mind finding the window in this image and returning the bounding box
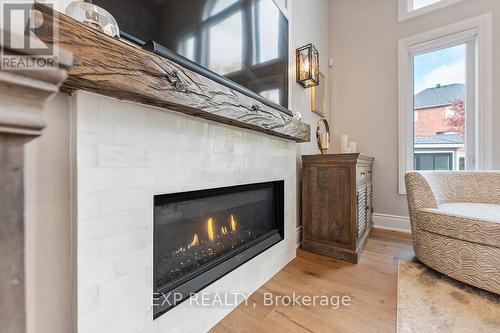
[207,11,243,75]
[180,0,288,107]
[398,15,493,194]
[415,153,453,170]
[202,0,243,75]
[459,156,466,170]
[413,44,466,172]
[259,88,280,105]
[398,0,466,22]
[252,0,280,65]
[207,0,239,18]
[178,35,196,62]
[412,0,442,10]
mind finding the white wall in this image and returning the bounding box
[290,0,332,238]
[329,0,500,222]
[25,93,75,333]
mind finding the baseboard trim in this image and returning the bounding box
[295,214,410,247]
[296,226,302,249]
[372,213,411,233]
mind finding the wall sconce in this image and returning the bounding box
[296,43,319,88]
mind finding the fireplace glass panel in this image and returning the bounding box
[154,181,283,300]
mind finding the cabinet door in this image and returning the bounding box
[302,166,352,246]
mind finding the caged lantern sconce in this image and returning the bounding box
[296,43,319,88]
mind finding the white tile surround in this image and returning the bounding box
[74,91,297,333]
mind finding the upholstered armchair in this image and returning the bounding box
[405,171,500,295]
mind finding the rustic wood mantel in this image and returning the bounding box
[34,3,311,143]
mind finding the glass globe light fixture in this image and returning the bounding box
[65,1,120,38]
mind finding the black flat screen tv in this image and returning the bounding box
[89,0,290,114]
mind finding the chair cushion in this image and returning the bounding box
[419,203,500,248]
[435,203,500,223]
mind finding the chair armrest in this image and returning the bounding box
[405,172,438,214]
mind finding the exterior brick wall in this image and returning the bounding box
[414,105,454,136]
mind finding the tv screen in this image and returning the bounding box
[90,0,289,109]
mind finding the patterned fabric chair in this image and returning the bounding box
[405,171,500,295]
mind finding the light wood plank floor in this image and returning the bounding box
[210,229,414,333]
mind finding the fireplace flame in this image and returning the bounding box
[207,217,215,241]
[230,214,237,232]
[188,234,199,249]
[176,215,238,254]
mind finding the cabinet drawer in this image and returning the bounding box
[357,166,372,184]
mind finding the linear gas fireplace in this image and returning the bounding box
[153,181,284,318]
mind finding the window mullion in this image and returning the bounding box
[465,40,476,170]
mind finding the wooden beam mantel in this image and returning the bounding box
[34,3,311,143]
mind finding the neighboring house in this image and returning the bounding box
[414,83,465,170]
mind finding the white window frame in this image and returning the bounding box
[398,14,492,194]
[398,0,465,22]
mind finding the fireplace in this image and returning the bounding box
[153,181,284,318]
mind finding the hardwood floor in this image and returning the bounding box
[210,229,414,333]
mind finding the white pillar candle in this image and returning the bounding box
[340,135,349,153]
[349,142,357,153]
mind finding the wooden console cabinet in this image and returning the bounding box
[301,154,374,263]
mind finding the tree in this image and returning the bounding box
[446,99,465,137]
